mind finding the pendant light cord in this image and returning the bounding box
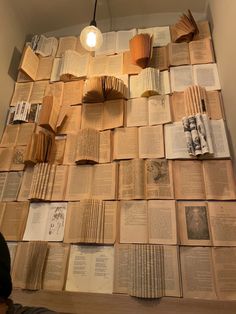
[93,0,98,22]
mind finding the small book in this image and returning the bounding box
[129,33,152,68]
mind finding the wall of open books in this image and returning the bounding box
[1,12,236,301]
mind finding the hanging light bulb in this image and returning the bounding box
[80,0,103,51]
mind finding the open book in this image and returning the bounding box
[64,200,117,244]
[0,146,26,172]
[137,26,171,47]
[23,202,67,241]
[173,160,236,200]
[114,244,181,298]
[65,245,114,294]
[181,246,236,300]
[119,159,174,199]
[126,95,171,126]
[0,171,23,202]
[113,126,164,159]
[178,201,236,246]
[119,200,177,244]
[12,241,48,290]
[32,34,58,57]
[88,54,123,77]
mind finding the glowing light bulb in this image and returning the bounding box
[80,25,103,51]
[86,31,97,48]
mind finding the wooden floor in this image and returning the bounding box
[11,289,236,314]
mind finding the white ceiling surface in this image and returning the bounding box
[9,0,207,34]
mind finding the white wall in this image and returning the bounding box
[0,0,27,137]
[207,0,236,169]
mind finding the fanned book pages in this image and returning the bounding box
[64,200,117,244]
[119,200,177,244]
[75,128,100,164]
[82,76,128,103]
[11,241,48,290]
[66,245,114,294]
[178,201,236,246]
[138,26,171,47]
[23,202,67,241]
[119,159,174,199]
[129,33,152,68]
[113,244,181,298]
[170,9,199,43]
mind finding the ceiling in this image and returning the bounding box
[9,0,207,34]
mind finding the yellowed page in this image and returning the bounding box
[119,200,148,243]
[99,130,112,163]
[113,243,130,294]
[10,146,26,171]
[206,91,224,120]
[0,173,7,201]
[103,201,117,244]
[163,245,182,297]
[139,125,164,158]
[51,165,68,201]
[61,80,84,106]
[106,54,123,76]
[35,56,54,80]
[57,105,81,134]
[43,243,70,291]
[203,160,236,200]
[19,45,39,80]
[212,247,236,300]
[45,81,64,107]
[170,92,185,122]
[168,42,190,66]
[148,200,177,244]
[29,80,49,103]
[56,36,77,57]
[173,160,206,199]
[148,95,171,125]
[178,201,211,246]
[63,134,77,165]
[180,246,217,299]
[75,129,99,164]
[88,55,107,76]
[189,38,215,65]
[103,99,124,130]
[113,127,138,160]
[2,172,23,202]
[1,201,29,241]
[0,147,13,171]
[17,166,34,201]
[126,98,149,127]
[0,124,20,147]
[17,123,36,146]
[10,82,33,106]
[91,163,117,200]
[49,136,66,164]
[149,47,169,71]
[65,165,92,200]
[208,201,236,246]
[81,102,103,130]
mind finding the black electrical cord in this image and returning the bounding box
[90,0,98,26]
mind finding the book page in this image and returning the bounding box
[163,245,182,297]
[45,81,64,107]
[113,243,130,294]
[139,125,164,158]
[7,242,18,269]
[60,50,89,79]
[17,166,34,201]
[120,200,148,243]
[148,95,171,125]
[2,171,23,202]
[173,160,206,199]
[138,26,171,47]
[189,38,214,64]
[0,173,7,200]
[35,56,53,81]
[75,129,99,164]
[148,200,177,244]
[103,201,117,243]
[195,21,211,40]
[65,165,92,200]
[126,98,149,127]
[1,201,29,241]
[149,47,168,71]
[146,159,174,199]
[178,201,211,246]
[36,35,58,57]
[210,119,230,158]
[168,42,190,66]
[56,36,77,57]
[51,165,68,201]
[95,31,117,56]
[43,243,70,291]
[164,122,191,159]
[113,127,138,160]
[119,159,145,200]
[63,134,77,165]
[193,63,221,91]
[99,130,112,163]
[208,202,236,246]
[91,163,117,200]
[63,202,83,243]
[203,160,236,200]
[44,202,67,241]
[206,91,224,120]
[0,147,13,171]
[106,54,123,76]
[81,103,103,130]
[170,65,194,92]
[88,55,107,76]
[57,105,81,134]
[180,246,217,299]
[160,70,171,95]
[66,245,114,293]
[19,45,39,80]
[170,92,185,122]
[10,146,27,171]
[116,29,136,53]
[0,125,19,147]
[103,99,124,130]
[123,51,141,75]
[212,247,236,300]
[129,75,141,98]
[29,80,49,103]
[61,80,84,106]
[10,82,33,106]
[17,123,36,146]
[50,58,62,82]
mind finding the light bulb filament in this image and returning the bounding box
[86,31,97,48]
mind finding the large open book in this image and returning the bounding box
[23,202,67,241]
[119,200,177,244]
[113,126,164,159]
[178,201,236,246]
[64,200,117,244]
[65,245,114,294]
[119,159,174,199]
[114,244,181,298]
